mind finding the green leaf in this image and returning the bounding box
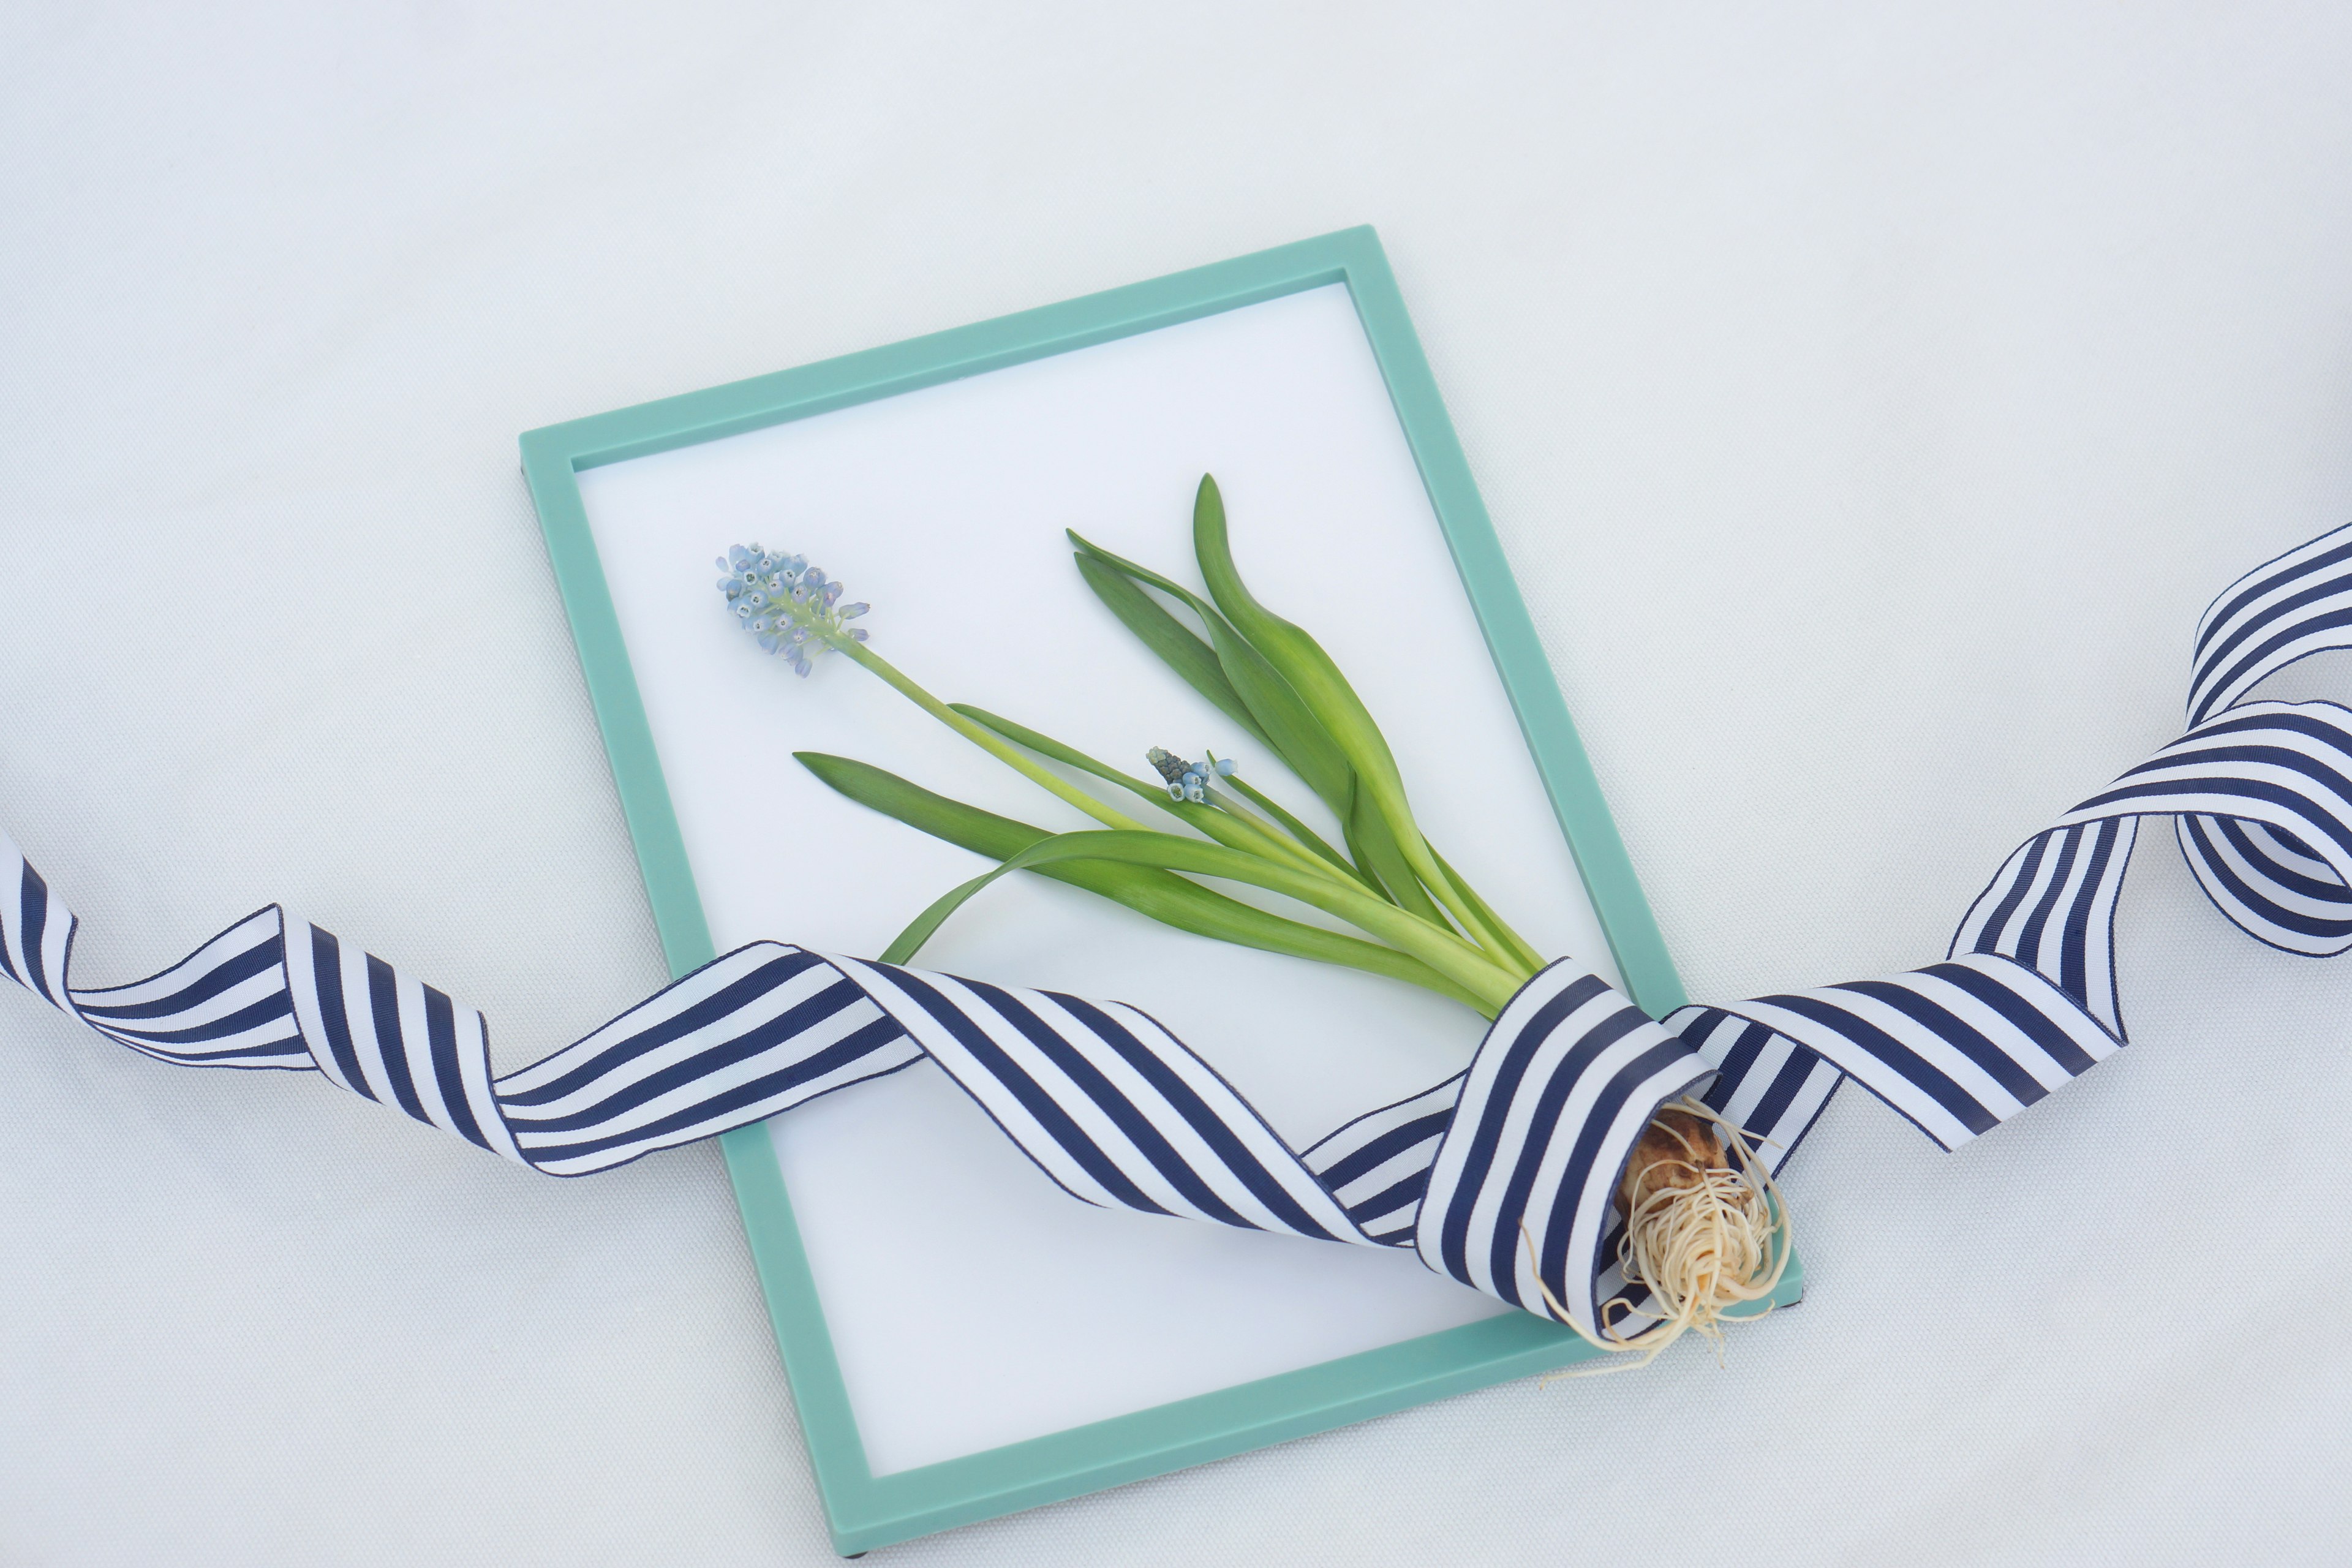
[794,752,1496,1012]
[797,750,1061,861]
[867,822,1520,1012]
[1220,772,1366,888]
[1201,615,1356,813]
[1071,554,1272,752]
[1069,528,1355,818]
[1063,529,1212,611]
[1189,473,1414,820]
[1341,771,1449,924]
[944,703,1168,804]
[1430,844,1545,972]
[1189,473,1520,961]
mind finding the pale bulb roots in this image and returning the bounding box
[1528,1096,1792,1376]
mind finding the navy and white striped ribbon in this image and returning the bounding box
[10,524,2352,1337]
[1664,524,2352,1212]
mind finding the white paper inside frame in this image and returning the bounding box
[575,284,1621,1475]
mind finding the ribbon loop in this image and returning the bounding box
[2188,522,2352,723]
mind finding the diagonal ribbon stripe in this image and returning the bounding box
[10,522,2352,1338]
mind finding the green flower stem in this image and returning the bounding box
[1219,773,1370,889]
[839,639,1150,834]
[1413,848,1520,965]
[1197,811,1335,887]
[1193,784,1353,884]
[1426,845,1545,973]
[1146,781,1339,887]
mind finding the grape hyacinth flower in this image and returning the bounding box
[1146,747,1238,804]
[715,543,869,676]
[717,540,1158,839]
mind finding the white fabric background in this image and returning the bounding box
[4,3,2350,1563]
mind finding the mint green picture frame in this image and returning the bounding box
[520,226,1801,1556]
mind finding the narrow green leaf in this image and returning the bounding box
[1072,554,1272,752]
[797,750,1059,861]
[1343,771,1449,924]
[870,823,1521,1011]
[1200,614,1355,813]
[1190,473,1520,961]
[1065,529,1216,615]
[1070,529,1355,816]
[1221,772,1366,888]
[795,752,1494,1012]
[945,703,1167,804]
[1430,844,1546,973]
[1189,473,1414,818]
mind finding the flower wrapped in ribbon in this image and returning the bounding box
[720,475,1792,1365]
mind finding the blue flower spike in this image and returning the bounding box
[716,543,866,677]
[1147,747,1240,805]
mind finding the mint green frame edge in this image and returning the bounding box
[519,226,1800,1556]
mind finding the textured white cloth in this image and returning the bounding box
[6,2,2351,1562]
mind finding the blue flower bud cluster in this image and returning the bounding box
[717,543,869,677]
[1146,747,1239,804]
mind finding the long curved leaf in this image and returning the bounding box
[1189,473,1414,823]
[1072,554,1272,752]
[1189,474,1519,957]
[870,824,1521,1008]
[1220,772,1366,888]
[1069,529,1355,815]
[794,752,1493,1011]
[1343,772,1449,924]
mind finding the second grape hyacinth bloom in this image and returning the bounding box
[1147,747,1238,804]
